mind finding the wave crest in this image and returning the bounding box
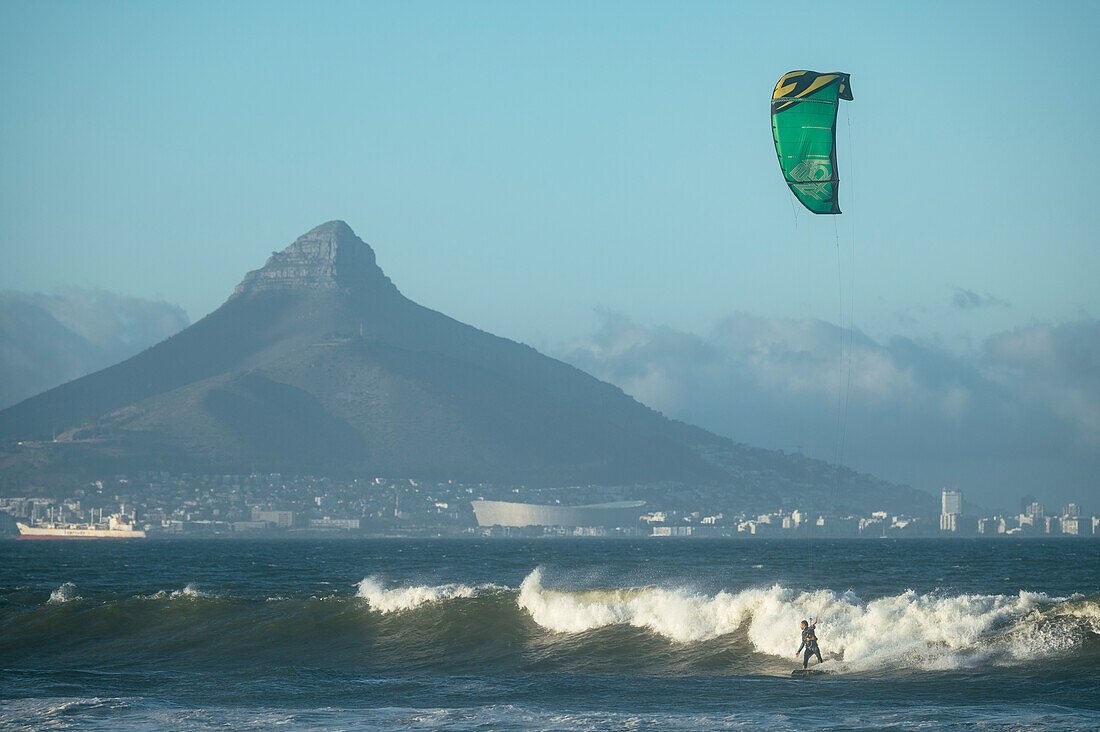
[170,583,209,599]
[47,582,80,604]
[518,568,749,641]
[356,577,479,613]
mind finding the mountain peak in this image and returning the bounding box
[305,219,355,237]
[232,221,396,298]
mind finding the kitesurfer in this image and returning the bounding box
[796,617,822,669]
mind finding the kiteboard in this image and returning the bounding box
[790,668,827,678]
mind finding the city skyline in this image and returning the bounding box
[2,472,1093,540]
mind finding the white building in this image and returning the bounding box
[308,518,360,530]
[652,525,694,537]
[940,488,963,532]
[470,499,645,528]
[1061,518,1081,536]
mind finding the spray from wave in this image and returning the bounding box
[170,583,209,599]
[47,582,80,604]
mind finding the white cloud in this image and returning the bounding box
[983,321,1100,449]
[556,311,1100,510]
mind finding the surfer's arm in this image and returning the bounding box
[796,639,806,654]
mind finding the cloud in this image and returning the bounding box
[24,287,189,350]
[983,320,1100,449]
[0,288,189,408]
[952,287,1009,310]
[556,311,1099,510]
[565,311,1000,428]
[564,309,722,411]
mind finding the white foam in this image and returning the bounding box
[47,582,80,604]
[517,569,749,642]
[516,570,1094,671]
[1006,595,1100,660]
[356,577,478,613]
[169,583,209,598]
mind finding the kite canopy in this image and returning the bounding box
[771,70,853,215]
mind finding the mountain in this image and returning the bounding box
[0,223,722,481]
[0,290,189,409]
[0,221,933,513]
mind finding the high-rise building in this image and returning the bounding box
[941,488,963,532]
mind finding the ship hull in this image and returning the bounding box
[17,533,144,540]
[16,522,146,539]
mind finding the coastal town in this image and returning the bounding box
[0,472,1094,539]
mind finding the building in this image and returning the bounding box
[651,525,694,537]
[250,508,296,527]
[232,521,270,532]
[308,518,360,530]
[1044,515,1061,535]
[940,514,962,532]
[978,516,1006,535]
[940,488,963,532]
[470,499,645,528]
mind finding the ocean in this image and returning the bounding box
[2,538,1097,730]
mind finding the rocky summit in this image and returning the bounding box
[0,221,931,513]
[232,221,397,297]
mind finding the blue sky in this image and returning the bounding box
[2,1,1097,509]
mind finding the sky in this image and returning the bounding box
[2,1,1098,511]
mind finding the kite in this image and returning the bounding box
[771,71,853,214]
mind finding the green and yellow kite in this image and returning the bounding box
[771,70,853,214]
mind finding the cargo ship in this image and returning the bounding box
[17,513,146,539]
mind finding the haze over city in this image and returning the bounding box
[2,1,1097,510]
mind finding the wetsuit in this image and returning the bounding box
[797,625,822,668]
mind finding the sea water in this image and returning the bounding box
[2,538,1097,730]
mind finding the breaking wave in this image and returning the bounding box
[517,568,1098,671]
[355,576,481,613]
[5,570,1097,677]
